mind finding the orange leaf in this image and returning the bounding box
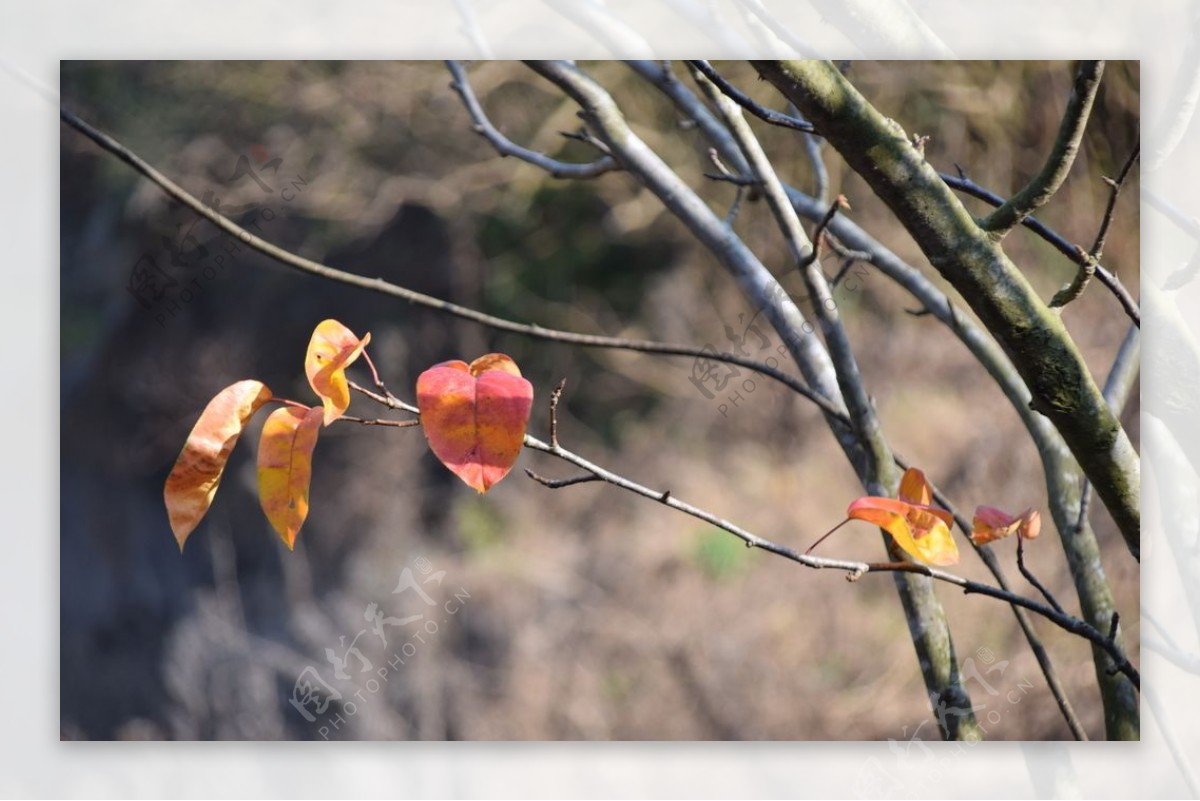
[898,466,933,506]
[257,405,324,549]
[417,353,534,493]
[305,319,371,425]
[970,506,1042,546]
[164,380,272,551]
[847,495,960,566]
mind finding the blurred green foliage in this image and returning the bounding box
[691,527,753,581]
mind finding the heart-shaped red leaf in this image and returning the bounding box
[417,354,534,493]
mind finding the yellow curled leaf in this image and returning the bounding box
[257,405,324,549]
[305,319,371,425]
[164,380,272,551]
[847,496,959,566]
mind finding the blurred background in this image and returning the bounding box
[59,60,1139,741]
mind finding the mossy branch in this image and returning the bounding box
[754,59,1141,561]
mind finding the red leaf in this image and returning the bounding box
[970,506,1042,545]
[417,353,534,493]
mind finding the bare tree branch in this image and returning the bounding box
[630,60,1091,739]
[756,60,1140,564]
[1048,249,1099,310]
[894,454,1088,741]
[784,185,1140,739]
[523,60,866,469]
[66,62,1140,741]
[699,59,982,740]
[695,67,891,490]
[1049,139,1140,310]
[501,391,1141,691]
[981,61,1105,236]
[941,171,1140,326]
[58,104,850,423]
[1090,138,1141,261]
[446,60,618,179]
[1016,534,1066,615]
[626,61,753,177]
[686,60,815,133]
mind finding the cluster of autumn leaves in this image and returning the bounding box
[163,319,533,551]
[819,466,1041,566]
[164,319,1040,566]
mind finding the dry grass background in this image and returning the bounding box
[59,60,1139,740]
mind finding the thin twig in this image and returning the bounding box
[519,420,1140,691]
[1090,138,1141,261]
[1049,248,1098,309]
[1050,139,1140,310]
[899,454,1087,739]
[625,60,751,178]
[445,60,618,179]
[59,104,845,422]
[559,127,613,157]
[981,61,1105,236]
[829,257,859,289]
[791,103,829,205]
[524,469,601,489]
[823,236,874,265]
[799,195,850,271]
[360,349,404,408]
[350,381,419,415]
[703,172,760,187]
[336,415,421,429]
[725,185,748,225]
[700,62,986,738]
[646,60,1089,734]
[549,377,566,449]
[942,171,1140,327]
[704,145,760,190]
[1017,535,1066,615]
[701,67,891,491]
[686,60,815,133]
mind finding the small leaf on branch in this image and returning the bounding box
[164,380,272,551]
[257,405,324,549]
[417,353,534,493]
[970,506,1042,546]
[844,467,960,566]
[305,319,371,425]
